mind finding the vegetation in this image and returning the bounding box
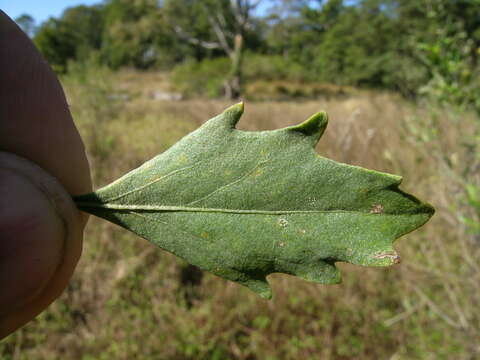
[4,0,479,358]
[14,0,480,103]
[74,103,433,299]
[0,67,478,359]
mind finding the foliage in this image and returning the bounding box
[74,103,433,298]
[407,1,480,239]
[171,54,309,97]
[14,13,36,38]
[1,71,478,359]
[171,58,231,98]
[243,53,307,82]
[100,0,173,69]
[33,5,104,73]
[413,0,480,113]
[26,0,480,99]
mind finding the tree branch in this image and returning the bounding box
[216,11,234,38]
[173,26,222,50]
[204,9,233,55]
[232,0,247,28]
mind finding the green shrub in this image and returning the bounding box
[172,54,319,98]
[171,58,231,98]
[242,53,308,82]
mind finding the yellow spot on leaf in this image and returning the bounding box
[253,168,263,177]
[177,154,188,164]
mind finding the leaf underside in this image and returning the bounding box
[75,103,434,299]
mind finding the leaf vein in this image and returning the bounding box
[103,163,199,202]
[76,202,396,216]
[187,158,269,206]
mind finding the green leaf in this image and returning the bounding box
[75,103,434,299]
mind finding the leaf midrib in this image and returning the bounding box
[75,202,401,216]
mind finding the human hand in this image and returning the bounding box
[0,11,91,338]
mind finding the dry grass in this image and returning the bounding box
[1,70,478,360]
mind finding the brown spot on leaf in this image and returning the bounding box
[370,204,384,214]
[374,252,401,264]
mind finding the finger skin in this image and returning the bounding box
[0,11,92,337]
[0,169,64,315]
[0,10,92,197]
[0,153,82,339]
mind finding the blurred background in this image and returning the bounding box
[1,0,480,359]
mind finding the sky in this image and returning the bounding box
[0,0,336,26]
[0,0,279,25]
[0,0,102,25]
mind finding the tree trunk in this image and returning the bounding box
[225,33,244,99]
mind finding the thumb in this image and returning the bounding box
[0,152,82,339]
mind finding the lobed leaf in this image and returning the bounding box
[75,103,434,299]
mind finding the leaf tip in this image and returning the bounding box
[288,111,328,144]
[220,102,244,128]
[425,202,436,217]
[235,101,245,113]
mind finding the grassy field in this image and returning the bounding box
[1,68,479,360]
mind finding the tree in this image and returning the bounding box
[34,5,104,72]
[102,0,160,69]
[167,0,265,99]
[263,0,308,57]
[15,14,36,37]
[404,0,480,111]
